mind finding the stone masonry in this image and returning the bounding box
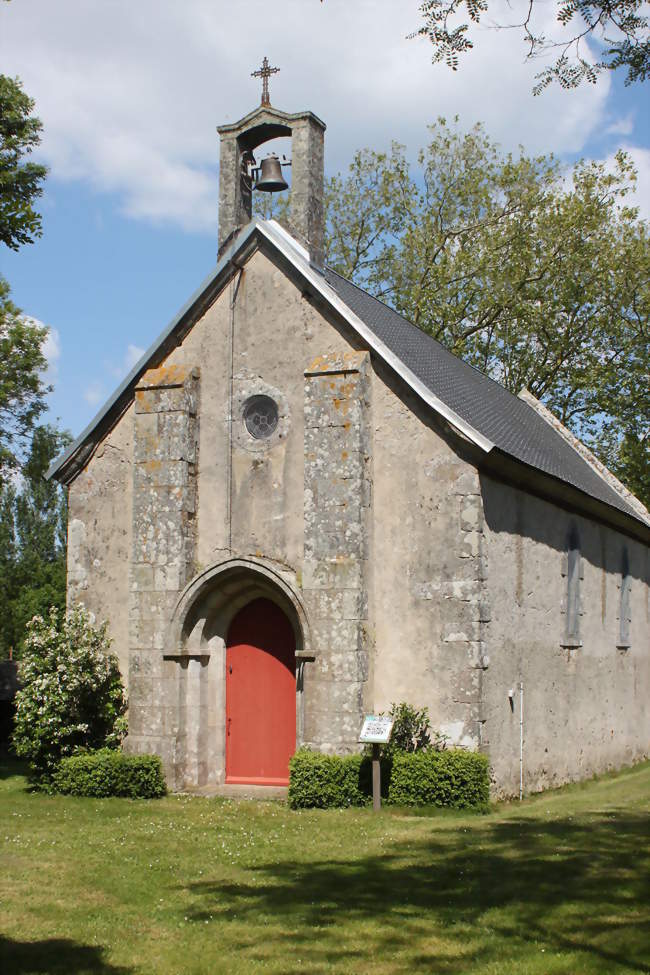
[126,365,200,773]
[302,350,372,752]
[217,105,325,264]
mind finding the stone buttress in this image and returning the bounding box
[301,351,372,752]
[126,365,204,783]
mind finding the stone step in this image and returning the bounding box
[181,783,288,801]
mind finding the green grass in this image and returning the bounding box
[1,756,649,975]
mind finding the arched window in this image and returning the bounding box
[617,548,632,649]
[562,523,583,647]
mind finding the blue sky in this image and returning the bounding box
[1,0,648,443]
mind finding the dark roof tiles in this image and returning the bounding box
[323,266,642,523]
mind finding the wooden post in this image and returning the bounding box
[372,742,381,812]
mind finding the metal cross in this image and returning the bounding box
[251,57,280,106]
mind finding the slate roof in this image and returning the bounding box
[321,266,645,525]
[48,219,647,532]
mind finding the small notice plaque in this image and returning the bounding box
[359,715,394,744]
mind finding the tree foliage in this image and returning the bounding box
[386,702,433,753]
[413,0,650,91]
[324,120,649,506]
[0,424,70,658]
[0,279,50,475]
[0,74,50,476]
[0,74,48,249]
[13,605,127,783]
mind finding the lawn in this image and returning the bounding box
[1,757,648,975]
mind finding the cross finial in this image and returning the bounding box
[251,56,280,106]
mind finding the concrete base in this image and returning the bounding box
[182,783,288,801]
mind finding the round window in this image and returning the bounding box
[243,395,279,440]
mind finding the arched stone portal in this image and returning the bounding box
[162,558,311,791]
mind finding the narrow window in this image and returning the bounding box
[617,548,632,649]
[562,523,583,647]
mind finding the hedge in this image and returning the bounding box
[288,747,488,810]
[288,750,371,808]
[387,749,489,809]
[51,748,167,799]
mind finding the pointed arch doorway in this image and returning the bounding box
[225,597,296,786]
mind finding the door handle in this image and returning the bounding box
[227,717,232,737]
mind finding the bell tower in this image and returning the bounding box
[217,58,326,266]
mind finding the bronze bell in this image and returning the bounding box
[255,154,288,193]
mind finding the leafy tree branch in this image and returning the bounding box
[412,0,649,91]
[322,119,649,505]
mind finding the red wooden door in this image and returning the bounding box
[225,598,296,785]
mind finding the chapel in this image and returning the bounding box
[48,69,650,796]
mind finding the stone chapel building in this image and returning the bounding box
[48,91,650,797]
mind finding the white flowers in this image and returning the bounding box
[13,605,127,781]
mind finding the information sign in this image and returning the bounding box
[359,715,394,744]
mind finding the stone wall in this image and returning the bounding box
[481,476,650,797]
[66,406,134,679]
[302,350,372,752]
[370,364,487,752]
[126,364,202,783]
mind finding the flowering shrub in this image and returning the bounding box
[13,605,127,782]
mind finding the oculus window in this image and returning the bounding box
[243,395,279,440]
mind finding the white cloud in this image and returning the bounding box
[605,113,635,137]
[0,0,612,233]
[125,343,145,370]
[110,343,146,380]
[83,382,106,408]
[42,327,62,388]
[21,316,61,385]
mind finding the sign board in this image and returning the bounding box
[359,715,394,744]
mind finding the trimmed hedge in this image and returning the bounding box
[288,750,370,808]
[387,749,489,809]
[52,748,167,799]
[288,747,489,810]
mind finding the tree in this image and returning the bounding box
[0,75,50,476]
[324,119,650,506]
[0,424,70,658]
[0,74,48,249]
[413,0,650,92]
[12,605,127,783]
[0,281,50,475]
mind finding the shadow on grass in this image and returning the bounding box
[0,936,131,974]
[183,810,650,974]
[0,752,30,782]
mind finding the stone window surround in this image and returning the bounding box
[232,377,290,455]
[561,522,583,649]
[617,547,632,650]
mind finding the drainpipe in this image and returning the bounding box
[519,680,524,801]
